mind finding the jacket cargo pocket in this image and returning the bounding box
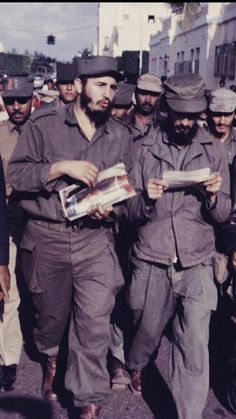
[20,235,43,293]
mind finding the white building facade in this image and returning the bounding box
[149,3,236,89]
[97,3,169,58]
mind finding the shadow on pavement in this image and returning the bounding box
[209,292,236,413]
[0,396,53,419]
[142,363,178,419]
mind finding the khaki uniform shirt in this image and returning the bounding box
[0,120,20,198]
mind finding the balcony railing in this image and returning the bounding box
[174,60,199,74]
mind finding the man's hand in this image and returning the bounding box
[0,265,10,301]
[203,172,222,205]
[89,204,113,220]
[49,160,99,186]
[147,178,168,200]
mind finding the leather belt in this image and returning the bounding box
[30,218,85,233]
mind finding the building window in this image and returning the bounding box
[194,60,199,74]
[177,52,180,62]
[195,47,200,60]
[229,42,236,80]
[214,45,223,76]
[181,51,184,62]
[190,49,194,61]
[123,14,129,20]
[174,60,194,75]
[223,44,230,75]
[214,42,236,79]
[148,15,155,23]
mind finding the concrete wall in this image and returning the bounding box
[149,2,236,90]
[98,3,169,57]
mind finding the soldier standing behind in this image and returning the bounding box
[0,76,34,392]
[0,155,11,390]
[124,72,163,142]
[126,73,231,419]
[40,62,78,110]
[207,86,236,416]
[207,87,236,165]
[111,82,134,120]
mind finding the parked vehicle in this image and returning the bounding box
[32,73,45,89]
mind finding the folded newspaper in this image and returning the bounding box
[59,163,136,221]
[162,167,211,189]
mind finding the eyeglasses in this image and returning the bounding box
[4,96,32,106]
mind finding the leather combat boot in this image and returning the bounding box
[77,404,101,419]
[42,355,58,401]
[129,369,142,395]
[0,364,17,391]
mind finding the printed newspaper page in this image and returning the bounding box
[59,163,136,221]
[162,167,211,189]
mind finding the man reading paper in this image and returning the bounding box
[126,73,231,419]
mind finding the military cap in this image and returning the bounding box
[56,62,77,82]
[114,82,135,106]
[209,87,236,113]
[164,73,207,113]
[137,73,162,93]
[78,56,124,82]
[36,89,59,98]
[2,76,34,98]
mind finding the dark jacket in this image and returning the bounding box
[0,155,9,265]
[127,126,231,268]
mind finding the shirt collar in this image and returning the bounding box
[7,120,22,135]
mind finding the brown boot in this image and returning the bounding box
[42,355,58,401]
[77,404,101,419]
[129,369,142,395]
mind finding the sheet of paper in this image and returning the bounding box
[162,167,211,189]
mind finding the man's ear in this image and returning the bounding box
[74,77,82,94]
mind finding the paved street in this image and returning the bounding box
[0,314,236,419]
[0,260,236,419]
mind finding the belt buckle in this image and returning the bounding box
[71,223,79,232]
[65,218,80,232]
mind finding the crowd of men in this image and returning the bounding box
[0,56,236,419]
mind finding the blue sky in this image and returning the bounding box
[0,2,98,61]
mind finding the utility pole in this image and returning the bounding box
[139,14,143,75]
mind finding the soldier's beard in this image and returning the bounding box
[136,102,155,116]
[80,91,112,125]
[168,122,198,146]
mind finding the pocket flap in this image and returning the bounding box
[20,235,36,252]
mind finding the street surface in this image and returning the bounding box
[1,253,236,418]
[0,315,236,419]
